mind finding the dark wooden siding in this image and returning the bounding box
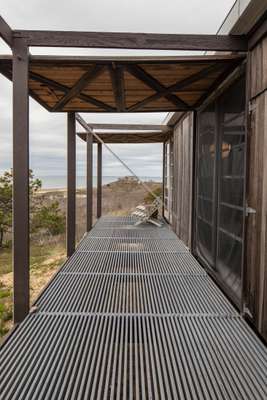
[172,113,194,247]
[245,34,267,341]
[245,35,267,341]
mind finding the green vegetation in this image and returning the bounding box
[32,201,65,236]
[0,242,66,276]
[0,169,65,249]
[0,242,66,341]
[0,282,12,337]
[0,170,66,341]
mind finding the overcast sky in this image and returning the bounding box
[0,0,235,186]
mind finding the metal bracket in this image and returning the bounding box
[248,101,256,113]
[245,204,256,217]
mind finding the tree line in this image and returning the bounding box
[0,170,65,248]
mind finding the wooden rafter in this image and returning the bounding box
[127,63,223,111]
[0,54,245,113]
[0,66,53,111]
[193,60,242,107]
[109,64,125,111]
[29,71,116,112]
[52,64,105,111]
[13,30,247,52]
[0,15,12,47]
[126,64,190,111]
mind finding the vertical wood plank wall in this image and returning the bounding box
[171,113,194,247]
[245,35,267,341]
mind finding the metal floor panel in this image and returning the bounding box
[1,315,266,400]
[1,216,267,399]
[77,237,188,253]
[94,216,139,228]
[88,227,177,239]
[61,252,206,275]
[36,273,237,316]
[93,216,169,229]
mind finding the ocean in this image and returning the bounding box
[39,175,162,189]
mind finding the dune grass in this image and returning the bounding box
[0,242,66,341]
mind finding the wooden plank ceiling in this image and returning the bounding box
[0,55,244,113]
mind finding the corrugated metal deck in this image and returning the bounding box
[0,216,267,399]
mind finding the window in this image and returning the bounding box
[194,76,246,305]
[196,104,217,267]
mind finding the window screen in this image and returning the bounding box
[194,76,246,305]
[216,78,246,300]
[195,104,216,268]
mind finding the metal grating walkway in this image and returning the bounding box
[0,217,267,399]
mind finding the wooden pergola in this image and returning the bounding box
[0,15,248,323]
[0,54,244,113]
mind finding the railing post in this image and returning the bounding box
[97,142,102,218]
[87,132,93,231]
[162,141,166,217]
[13,38,30,323]
[67,112,76,257]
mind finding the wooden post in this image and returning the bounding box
[67,112,76,257]
[97,142,102,218]
[87,132,93,230]
[12,38,30,323]
[162,141,166,217]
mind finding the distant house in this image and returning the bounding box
[118,176,138,184]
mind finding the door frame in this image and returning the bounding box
[192,65,247,310]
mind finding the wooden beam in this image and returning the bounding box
[77,130,166,136]
[164,112,185,127]
[193,61,242,108]
[75,116,95,231]
[97,143,102,219]
[77,131,168,143]
[67,113,76,257]
[29,71,116,112]
[13,30,248,51]
[0,15,12,47]
[12,38,29,323]
[248,10,267,50]
[86,123,171,132]
[52,64,104,111]
[126,64,189,110]
[109,64,125,111]
[0,53,246,64]
[128,63,224,112]
[87,132,93,231]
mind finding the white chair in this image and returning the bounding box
[131,198,163,227]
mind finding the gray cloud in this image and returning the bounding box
[1,0,234,34]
